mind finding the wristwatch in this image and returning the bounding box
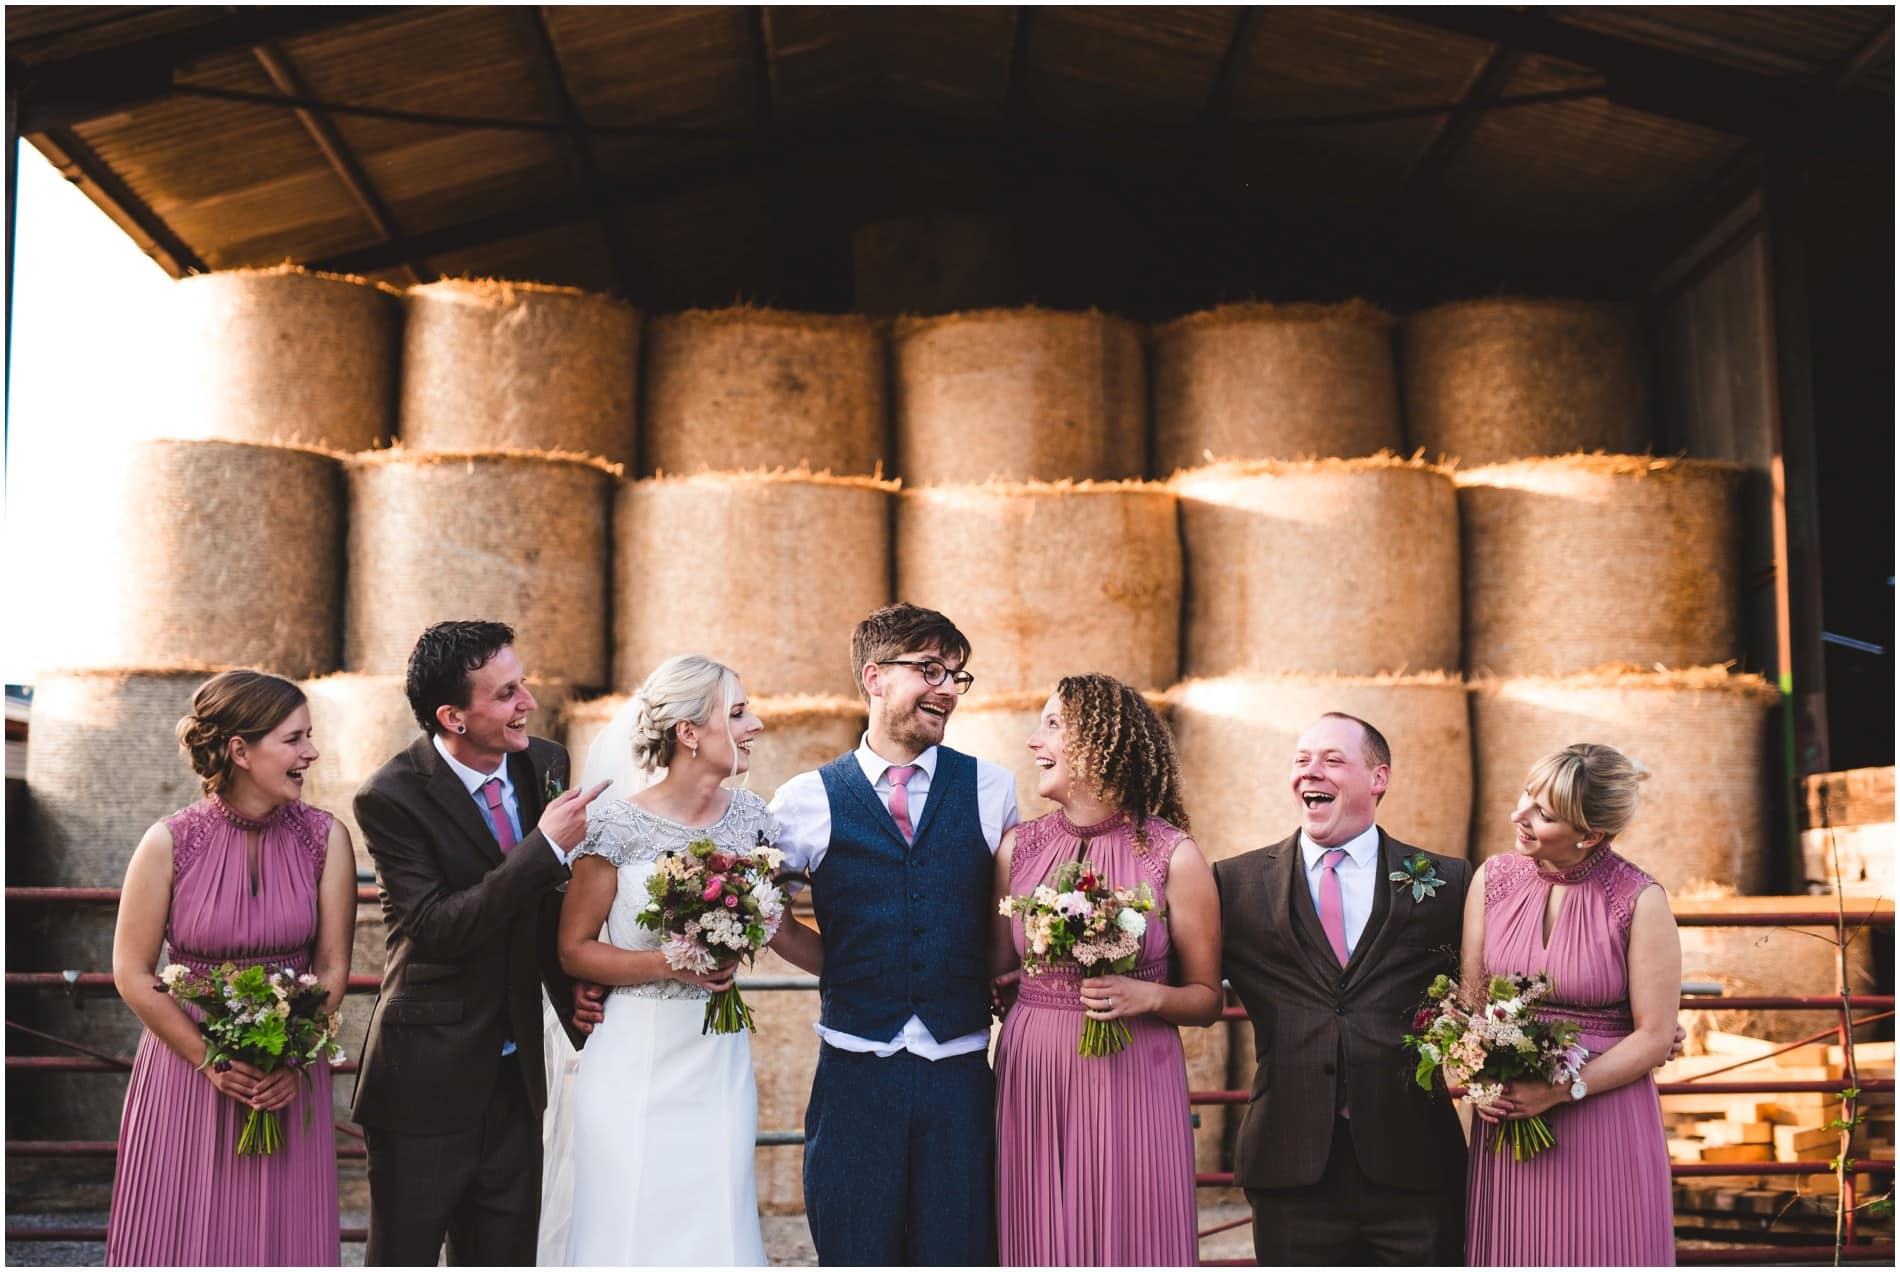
[1568,1077,1589,1102]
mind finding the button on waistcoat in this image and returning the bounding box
[812,748,993,1042]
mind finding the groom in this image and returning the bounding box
[351,620,606,1265]
[1213,712,1469,1265]
[769,603,1020,1265]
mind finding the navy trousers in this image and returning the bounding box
[803,1044,995,1266]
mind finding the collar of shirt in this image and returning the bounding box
[432,732,515,801]
[1299,821,1381,872]
[853,734,938,789]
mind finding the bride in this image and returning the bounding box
[548,654,774,1265]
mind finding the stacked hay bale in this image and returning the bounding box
[399,279,640,466]
[1173,455,1460,678]
[1400,299,1650,465]
[1458,456,1744,677]
[16,669,221,1140]
[51,439,346,678]
[942,690,1173,822]
[893,309,1145,483]
[158,265,401,451]
[643,308,886,476]
[1151,302,1402,473]
[343,450,616,687]
[613,470,894,697]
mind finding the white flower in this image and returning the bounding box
[274,1001,291,1018]
[297,972,320,988]
[751,883,784,921]
[159,964,190,987]
[1032,885,1059,907]
[1114,908,1147,938]
[1053,891,1094,920]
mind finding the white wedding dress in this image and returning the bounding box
[550,792,774,1266]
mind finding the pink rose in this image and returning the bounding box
[710,853,736,873]
[724,895,739,908]
[701,879,724,902]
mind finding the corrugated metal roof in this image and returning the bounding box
[8,3,1889,302]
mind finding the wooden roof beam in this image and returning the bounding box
[1375,6,1890,150]
[248,41,429,284]
[1203,7,1262,121]
[745,7,780,134]
[510,7,639,301]
[15,7,406,132]
[1825,18,1893,95]
[1400,45,1524,198]
[30,127,205,277]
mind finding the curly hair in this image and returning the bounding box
[405,619,516,735]
[1055,673,1190,847]
[175,669,307,796]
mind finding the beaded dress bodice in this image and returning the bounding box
[574,789,779,1001]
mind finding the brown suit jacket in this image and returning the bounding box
[350,733,581,1134]
[1213,828,1469,1192]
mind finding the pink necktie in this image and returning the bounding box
[482,778,516,853]
[1318,848,1349,965]
[885,765,919,842]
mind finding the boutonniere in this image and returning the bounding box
[543,770,566,803]
[1389,852,1444,903]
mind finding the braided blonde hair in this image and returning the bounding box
[628,654,742,774]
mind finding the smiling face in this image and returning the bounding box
[689,678,764,779]
[1510,784,1601,865]
[1289,715,1388,847]
[228,703,319,807]
[1026,691,1073,802]
[440,645,537,769]
[864,643,961,756]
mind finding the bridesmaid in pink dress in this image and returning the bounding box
[106,670,357,1266]
[1461,743,1681,1266]
[991,674,1222,1267]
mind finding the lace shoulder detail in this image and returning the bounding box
[574,799,664,867]
[1483,852,1534,907]
[1133,817,1186,889]
[164,801,221,876]
[725,788,780,851]
[287,803,333,878]
[1008,813,1067,888]
[1599,851,1660,939]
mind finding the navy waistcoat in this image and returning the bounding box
[812,747,993,1043]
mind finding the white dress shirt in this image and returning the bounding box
[770,734,1021,1060]
[1299,822,1382,960]
[432,734,576,863]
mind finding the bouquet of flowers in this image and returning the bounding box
[635,831,785,1034]
[158,961,345,1156]
[998,858,1156,1058]
[1404,970,1590,1162]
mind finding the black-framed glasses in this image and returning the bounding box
[877,659,975,694]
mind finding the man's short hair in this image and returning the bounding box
[849,603,971,702]
[1319,710,1391,771]
[406,620,516,734]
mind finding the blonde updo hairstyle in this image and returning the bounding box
[1524,742,1648,842]
[175,669,308,796]
[630,654,743,775]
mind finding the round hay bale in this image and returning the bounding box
[1468,667,1782,893]
[1168,673,1472,863]
[613,471,894,698]
[302,673,573,871]
[52,440,344,678]
[748,945,821,1211]
[399,278,640,465]
[1674,894,1879,1042]
[18,668,220,1140]
[1173,456,1459,678]
[1400,299,1649,465]
[1182,1021,1232,1178]
[893,308,1145,484]
[642,308,885,477]
[160,266,400,452]
[941,690,1175,823]
[897,482,1181,695]
[1151,301,1401,473]
[851,214,1024,317]
[562,693,864,804]
[344,450,615,687]
[1458,455,1744,677]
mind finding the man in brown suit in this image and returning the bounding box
[1213,712,1469,1265]
[352,621,607,1266]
